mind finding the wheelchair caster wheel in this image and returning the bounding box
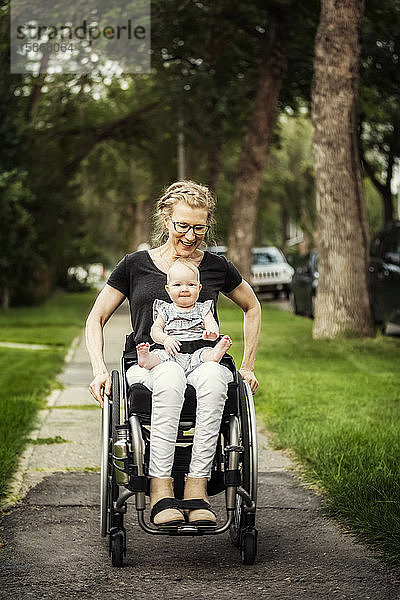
[240,528,257,565]
[111,531,124,567]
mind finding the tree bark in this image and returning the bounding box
[208,139,222,194]
[122,195,152,251]
[25,52,51,122]
[1,286,10,311]
[227,9,291,280]
[312,0,374,338]
[281,204,289,250]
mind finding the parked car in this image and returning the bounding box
[207,246,294,298]
[369,220,400,326]
[290,221,400,326]
[251,247,294,297]
[289,251,318,317]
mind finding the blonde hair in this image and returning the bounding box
[152,180,216,246]
[167,258,200,284]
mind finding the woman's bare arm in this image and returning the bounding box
[225,280,261,393]
[86,284,126,406]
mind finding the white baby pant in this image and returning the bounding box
[153,347,206,376]
[126,360,233,478]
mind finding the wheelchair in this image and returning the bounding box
[100,338,258,567]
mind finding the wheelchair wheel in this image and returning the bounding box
[230,376,258,562]
[100,371,121,538]
[241,528,258,565]
[110,530,124,567]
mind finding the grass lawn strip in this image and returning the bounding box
[0,291,96,502]
[218,297,400,562]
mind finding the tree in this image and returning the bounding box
[0,171,38,309]
[261,112,316,249]
[312,0,374,338]
[225,1,319,279]
[151,1,265,189]
[358,0,400,222]
[226,5,292,280]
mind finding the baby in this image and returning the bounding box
[136,258,232,374]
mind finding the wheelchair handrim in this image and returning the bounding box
[100,394,110,537]
[243,380,258,504]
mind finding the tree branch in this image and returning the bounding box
[62,101,159,177]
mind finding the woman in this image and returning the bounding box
[86,180,261,527]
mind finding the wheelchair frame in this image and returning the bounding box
[100,352,258,567]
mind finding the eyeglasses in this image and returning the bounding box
[169,217,210,236]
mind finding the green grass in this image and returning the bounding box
[218,297,400,562]
[0,291,96,501]
[27,436,70,445]
[0,291,95,345]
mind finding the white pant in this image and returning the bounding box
[126,361,233,478]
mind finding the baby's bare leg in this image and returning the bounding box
[136,342,162,370]
[201,335,232,364]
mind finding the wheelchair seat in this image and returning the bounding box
[126,353,239,424]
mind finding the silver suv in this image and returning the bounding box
[251,247,294,297]
[207,246,294,297]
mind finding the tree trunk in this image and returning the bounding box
[1,287,10,311]
[383,151,395,223]
[122,196,152,251]
[227,9,291,280]
[281,204,289,250]
[382,188,394,224]
[25,52,51,122]
[134,195,152,249]
[312,0,374,338]
[208,139,222,194]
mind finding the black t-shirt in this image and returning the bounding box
[107,250,242,345]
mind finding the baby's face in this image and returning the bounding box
[166,264,201,308]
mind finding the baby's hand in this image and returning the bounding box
[202,329,219,341]
[163,335,181,356]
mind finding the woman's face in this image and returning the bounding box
[165,202,208,257]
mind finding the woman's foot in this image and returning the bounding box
[149,477,185,527]
[136,342,161,370]
[202,335,232,364]
[183,476,216,526]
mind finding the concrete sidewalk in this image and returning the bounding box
[1,302,399,599]
[6,302,132,504]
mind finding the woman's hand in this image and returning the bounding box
[164,335,181,356]
[239,368,259,394]
[88,372,111,408]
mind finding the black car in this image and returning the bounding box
[289,251,318,318]
[290,221,400,326]
[369,220,400,326]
